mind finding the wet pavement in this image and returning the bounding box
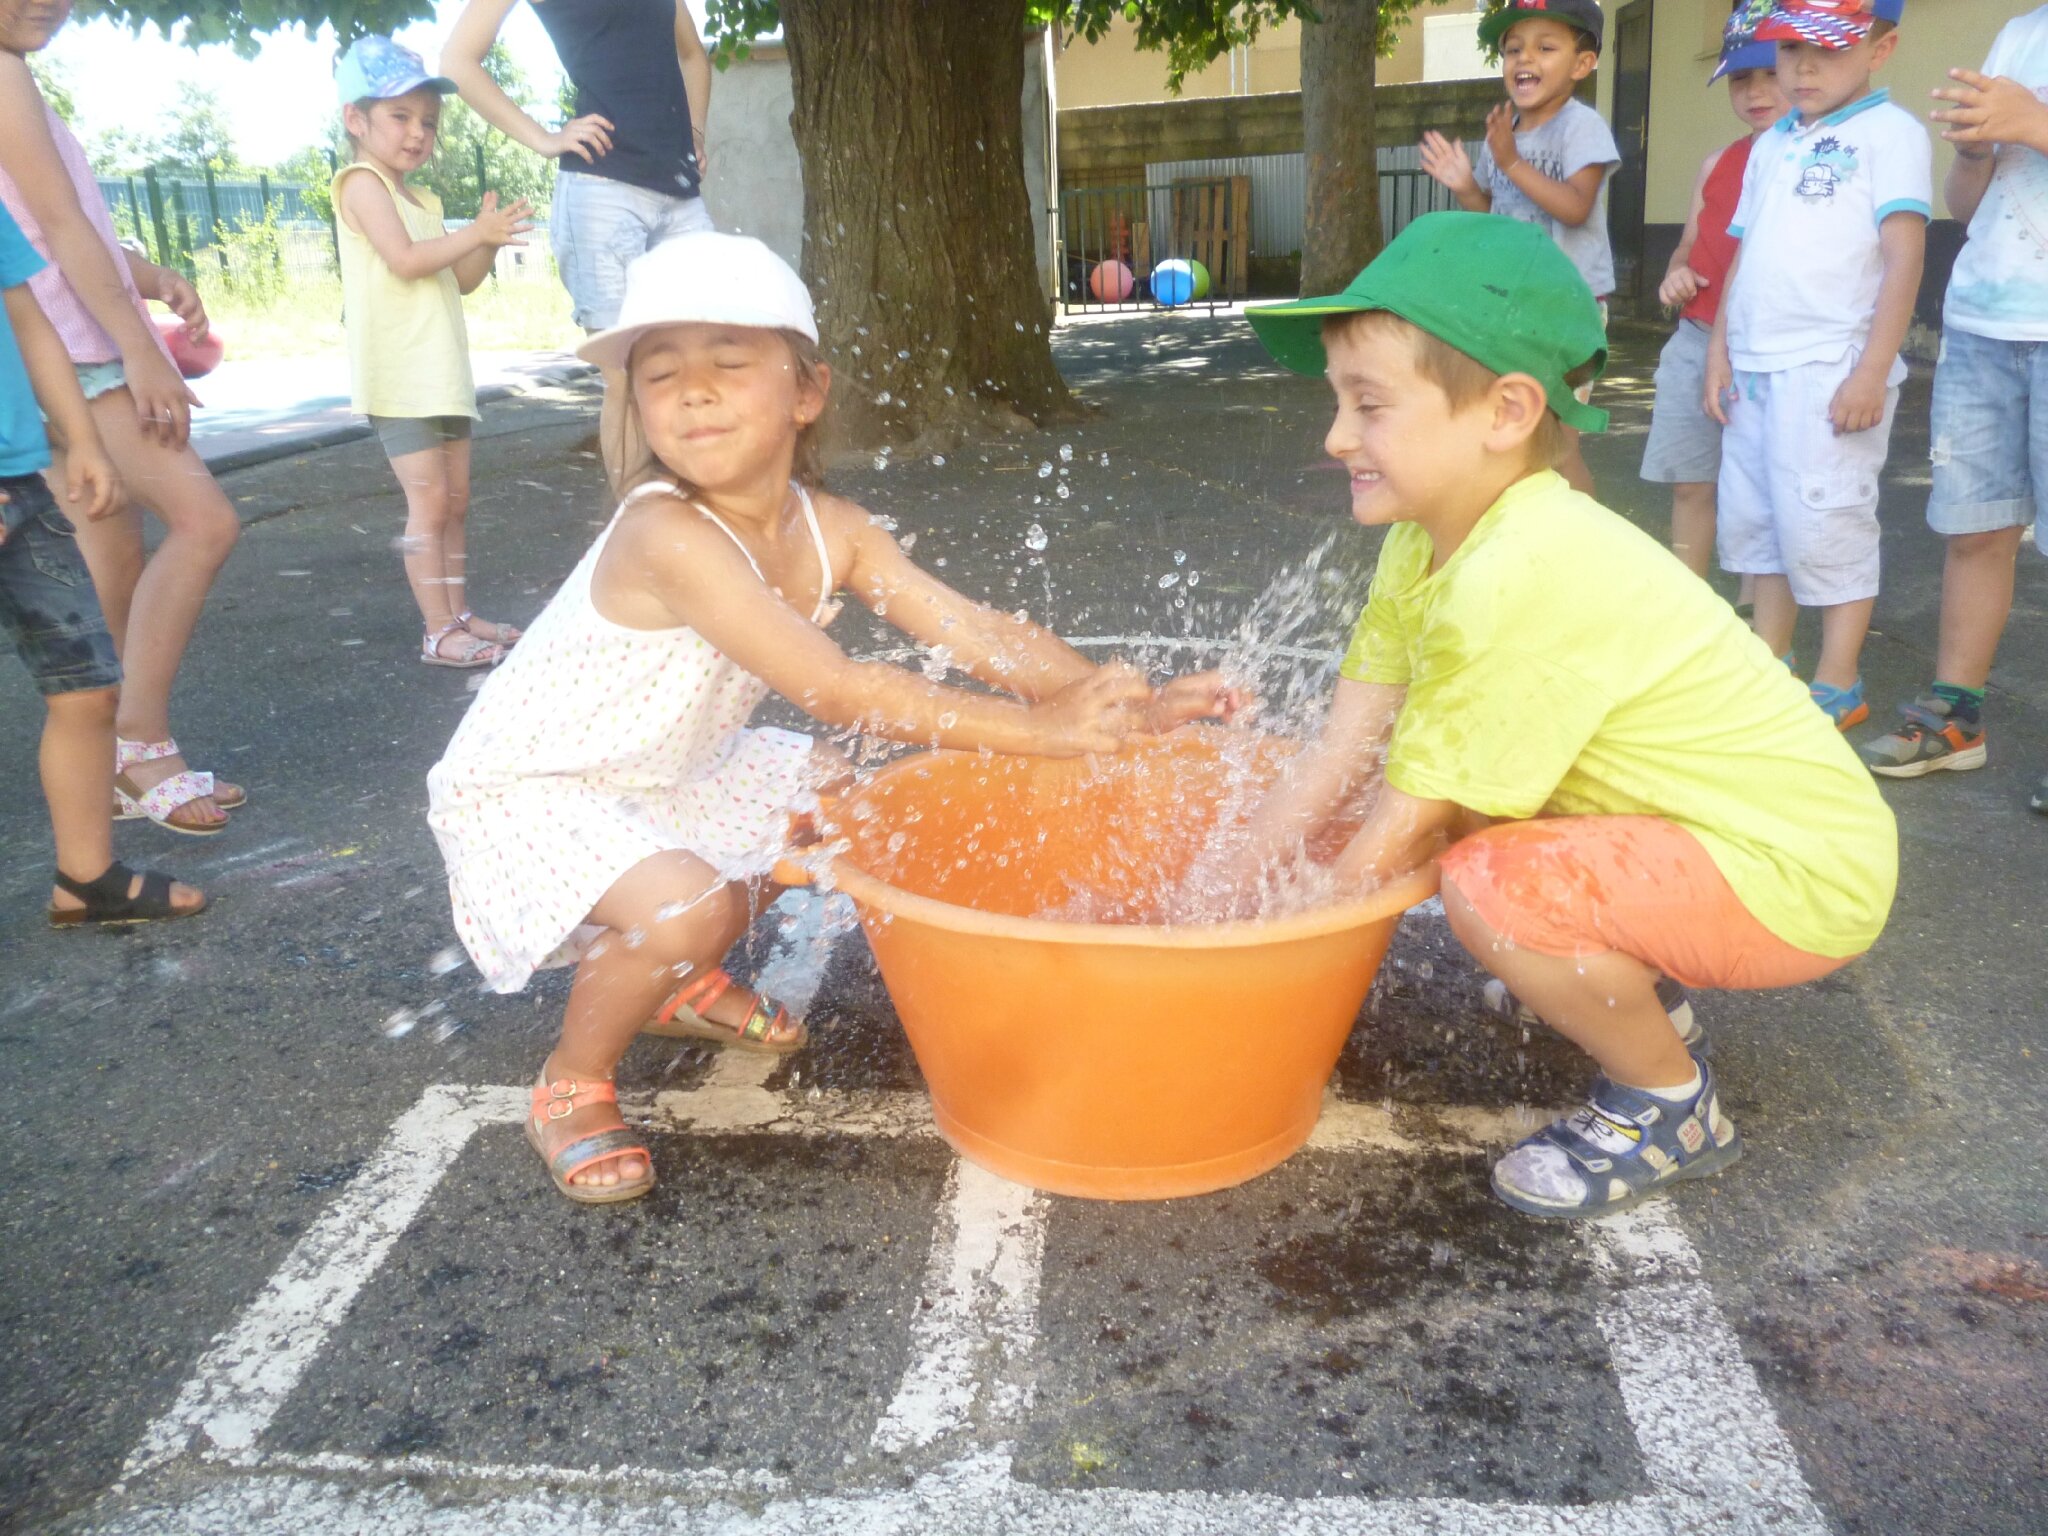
[1,312,2043,1535]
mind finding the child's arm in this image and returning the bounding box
[0,54,196,447]
[635,508,1154,758]
[1657,150,1718,309]
[4,284,119,522]
[337,171,533,289]
[1328,783,1468,893]
[1703,243,1742,426]
[1829,211,1925,435]
[1483,104,1610,228]
[1932,67,2048,224]
[1420,130,1491,213]
[1231,678,1403,876]
[441,0,617,164]
[120,246,208,340]
[842,508,1240,730]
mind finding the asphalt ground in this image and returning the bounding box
[0,313,2042,1535]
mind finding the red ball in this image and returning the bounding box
[156,315,225,379]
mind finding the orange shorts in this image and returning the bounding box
[1437,816,1849,992]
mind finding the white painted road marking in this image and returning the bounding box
[102,1078,1830,1536]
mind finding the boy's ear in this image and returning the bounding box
[1867,30,1900,70]
[1570,50,1598,83]
[1486,372,1550,453]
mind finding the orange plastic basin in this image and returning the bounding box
[813,731,1437,1200]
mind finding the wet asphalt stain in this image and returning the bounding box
[1016,1151,1634,1502]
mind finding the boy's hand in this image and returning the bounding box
[122,346,199,448]
[474,192,536,248]
[1029,662,1152,757]
[1702,344,1735,426]
[65,440,122,522]
[1658,264,1705,309]
[156,268,209,342]
[1829,365,1889,436]
[541,113,615,163]
[1419,130,1478,196]
[1482,104,1520,172]
[1932,68,2048,156]
[1144,670,1251,734]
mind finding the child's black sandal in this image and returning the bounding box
[48,861,204,928]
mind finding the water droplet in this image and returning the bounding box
[1058,443,1074,463]
[1186,572,1200,587]
[937,711,959,729]
[380,1008,418,1039]
[930,454,946,467]
[873,454,889,471]
[1157,572,1179,589]
[1023,524,1048,551]
[428,947,463,976]
[1054,482,1071,500]
[1173,549,1188,565]
[1037,461,1053,479]
[875,391,893,406]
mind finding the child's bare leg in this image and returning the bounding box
[547,851,756,1190]
[53,389,239,819]
[1749,573,1798,659]
[1812,596,1875,692]
[1669,481,1716,579]
[42,686,203,915]
[1557,426,1595,496]
[1441,880,1694,1090]
[1934,527,2025,690]
[389,443,462,633]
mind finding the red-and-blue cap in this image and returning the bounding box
[1754,0,1904,50]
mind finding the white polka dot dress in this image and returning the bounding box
[427,482,836,993]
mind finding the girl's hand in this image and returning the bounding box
[1029,662,1152,756]
[157,268,209,342]
[1482,104,1520,173]
[1932,68,2048,155]
[1145,671,1250,734]
[474,191,536,248]
[542,113,615,163]
[65,439,122,522]
[1419,130,1477,195]
[1658,263,1704,309]
[692,123,710,176]
[122,346,200,448]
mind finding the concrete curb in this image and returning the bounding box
[197,359,600,475]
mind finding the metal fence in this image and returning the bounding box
[1059,175,1251,315]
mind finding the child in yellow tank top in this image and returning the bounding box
[332,35,534,669]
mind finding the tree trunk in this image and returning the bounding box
[1298,0,1383,298]
[781,0,1074,448]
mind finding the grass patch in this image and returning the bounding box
[196,265,579,363]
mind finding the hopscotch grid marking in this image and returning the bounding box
[114,1082,1828,1536]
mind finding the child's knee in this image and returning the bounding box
[46,684,118,727]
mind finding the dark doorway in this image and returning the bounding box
[1608,0,1654,303]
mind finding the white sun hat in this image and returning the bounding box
[576,232,818,371]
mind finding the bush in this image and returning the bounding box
[199,204,291,306]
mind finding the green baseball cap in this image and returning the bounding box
[1244,211,1609,433]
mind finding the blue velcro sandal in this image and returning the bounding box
[1491,1055,1740,1220]
[1809,679,1869,732]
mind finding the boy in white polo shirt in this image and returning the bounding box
[1858,7,2048,812]
[1704,0,1929,731]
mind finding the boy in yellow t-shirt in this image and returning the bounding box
[1240,212,1896,1221]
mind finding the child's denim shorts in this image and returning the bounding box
[551,170,714,334]
[1927,326,2046,536]
[0,474,122,697]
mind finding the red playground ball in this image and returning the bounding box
[1088,259,1135,303]
[156,316,224,379]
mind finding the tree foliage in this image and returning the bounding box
[78,0,434,56]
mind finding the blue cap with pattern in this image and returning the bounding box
[1711,0,1779,81]
[335,35,457,107]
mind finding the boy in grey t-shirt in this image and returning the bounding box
[1421,0,1620,493]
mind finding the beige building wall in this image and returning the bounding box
[1052,3,1488,109]
[1637,0,2018,226]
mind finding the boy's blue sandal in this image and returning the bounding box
[1809,679,1869,733]
[1491,1055,1740,1220]
[1482,976,1707,1055]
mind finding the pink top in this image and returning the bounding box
[0,105,172,368]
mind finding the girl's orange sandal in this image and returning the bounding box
[526,1074,655,1205]
[643,968,807,1054]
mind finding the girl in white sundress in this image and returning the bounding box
[428,232,1241,1205]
